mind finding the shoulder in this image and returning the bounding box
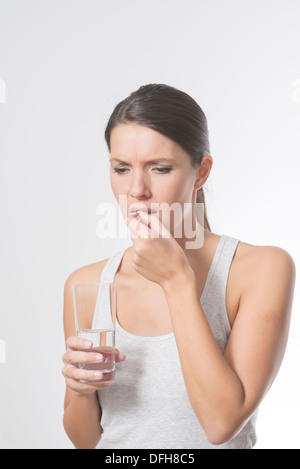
[64,258,110,290]
[236,241,296,313]
[223,241,296,428]
[237,241,295,285]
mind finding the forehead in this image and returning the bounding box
[110,124,183,159]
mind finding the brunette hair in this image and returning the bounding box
[104,84,211,231]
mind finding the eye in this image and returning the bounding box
[113,167,128,174]
[113,167,172,174]
[154,167,172,174]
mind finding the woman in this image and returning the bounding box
[62,84,296,449]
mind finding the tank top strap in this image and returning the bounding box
[202,234,240,306]
[215,234,240,279]
[92,247,127,330]
[100,248,127,283]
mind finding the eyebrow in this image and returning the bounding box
[110,157,176,165]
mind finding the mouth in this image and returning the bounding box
[129,209,158,217]
[129,205,158,216]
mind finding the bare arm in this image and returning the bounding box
[61,265,126,449]
[63,391,102,449]
[62,272,103,449]
[162,247,296,445]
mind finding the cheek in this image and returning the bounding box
[110,174,192,202]
[110,175,124,197]
[110,176,133,220]
[157,178,191,226]
[110,179,124,214]
[159,176,192,203]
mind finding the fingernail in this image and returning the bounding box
[95,354,103,361]
[94,372,103,378]
[138,211,147,219]
[84,341,92,348]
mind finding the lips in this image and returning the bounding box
[130,209,156,214]
[130,210,157,220]
[129,204,158,215]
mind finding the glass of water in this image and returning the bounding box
[72,282,117,383]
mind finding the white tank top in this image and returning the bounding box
[92,234,258,449]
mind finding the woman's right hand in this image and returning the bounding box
[62,336,126,395]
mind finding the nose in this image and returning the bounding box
[129,170,151,199]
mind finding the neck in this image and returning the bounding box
[172,197,206,255]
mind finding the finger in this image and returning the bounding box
[115,352,126,362]
[127,215,150,239]
[114,348,126,362]
[66,336,93,351]
[138,211,171,238]
[129,213,162,241]
[62,364,107,382]
[63,350,104,365]
[64,375,111,392]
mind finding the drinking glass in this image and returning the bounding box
[72,282,117,382]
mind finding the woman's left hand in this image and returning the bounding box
[125,211,195,290]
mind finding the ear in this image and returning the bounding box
[194,155,213,190]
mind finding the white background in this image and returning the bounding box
[0,0,299,449]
